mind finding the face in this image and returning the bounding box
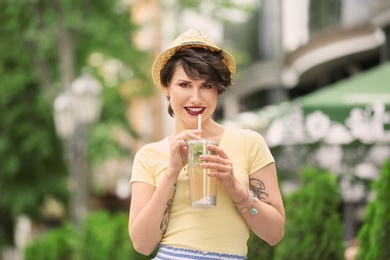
[165,65,219,129]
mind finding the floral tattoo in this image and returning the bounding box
[160,198,173,236]
[160,183,176,236]
[249,177,270,204]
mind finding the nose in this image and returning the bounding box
[190,89,202,105]
[190,97,201,105]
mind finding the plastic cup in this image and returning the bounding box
[186,139,218,209]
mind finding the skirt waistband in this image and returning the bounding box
[152,244,247,260]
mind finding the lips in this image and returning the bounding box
[185,107,205,116]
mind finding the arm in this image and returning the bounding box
[230,163,285,245]
[128,129,201,255]
[128,172,177,255]
[203,145,285,245]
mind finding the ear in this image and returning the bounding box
[163,87,169,97]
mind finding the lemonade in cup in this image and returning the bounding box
[186,139,218,209]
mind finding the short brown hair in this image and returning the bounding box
[160,48,232,117]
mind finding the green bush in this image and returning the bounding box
[24,224,76,260]
[356,159,390,260]
[24,210,151,260]
[247,230,274,259]
[274,167,344,260]
[79,210,148,260]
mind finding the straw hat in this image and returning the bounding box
[151,29,236,91]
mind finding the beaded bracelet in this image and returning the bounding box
[235,192,258,215]
[233,187,250,205]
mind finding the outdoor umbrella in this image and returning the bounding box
[264,62,390,201]
[266,61,390,147]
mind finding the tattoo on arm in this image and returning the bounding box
[160,183,176,237]
[249,177,271,204]
[160,198,173,236]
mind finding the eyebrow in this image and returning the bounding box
[176,78,191,82]
[178,77,211,83]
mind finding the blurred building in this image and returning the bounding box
[219,0,390,243]
[129,0,390,163]
[220,0,390,119]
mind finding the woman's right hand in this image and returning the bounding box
[169,129,202,175]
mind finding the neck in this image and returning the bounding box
[174,118,224,140]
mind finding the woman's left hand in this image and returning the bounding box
[199,145,237,191]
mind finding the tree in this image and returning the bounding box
[356,159,390,260]
[0,82,68,245]
[0,0,147,247]
[274,167,345,260]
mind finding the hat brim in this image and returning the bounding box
[152,43,236,92]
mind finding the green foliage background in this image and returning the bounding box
[0,82,68,245]
[24,210,152,260]
[356,159,390,260]
[247,230,274,259]
[24,223,76,260]
[274,167,345,260]
[0,0,148,247]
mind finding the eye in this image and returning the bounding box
[201,83,213,89]
[179,82,190,87]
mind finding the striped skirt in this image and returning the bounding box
[152,244,247,260]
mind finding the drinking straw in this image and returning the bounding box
[197,114,202,139]
[198,114,208,204]
[202,140,207,203]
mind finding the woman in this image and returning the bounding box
[128,29,285,260]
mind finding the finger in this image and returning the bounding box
[201,161,232,172]
[175,130,202,142]
[183,129,202,139]
[202,144,226,158]
[206,169,234,183]
[175,134,188,141]
[213,146,229,159]
[200,154,229,165]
